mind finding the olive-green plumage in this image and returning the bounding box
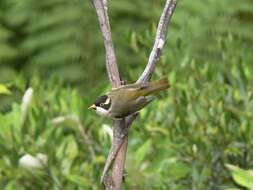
[90,78,170,118]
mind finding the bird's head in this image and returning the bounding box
[88,95,111,117]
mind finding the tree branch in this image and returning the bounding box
[111,1,178,188]
[137,0,177,83]
[92,0,127,189]
[91,0,121,88]
[91,0,177,189]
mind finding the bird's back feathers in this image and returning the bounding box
[106,78,169,118]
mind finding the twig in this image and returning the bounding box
[91,0,178,189]
[137,0,177,83]
[100,113,138,183]
[91,0,121,88]
[111,1,178,187]
[92,0,126,189]
[100,119,127,183]
[111,1,178,188]
[112,136,128,190]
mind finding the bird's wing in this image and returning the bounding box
[109,85,144,102]
[108,95,154,118]
[112,82,149,91]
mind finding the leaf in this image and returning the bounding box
[165,159,191,180]
[134,139,152,165]
[4,180,20,190]
[0,84,11,95]
[66,174,90,188]
[170,162,191,180]
[56,135,78,162]
[226,164,253,189]
[65,135,79,160]
[130,32,139,52]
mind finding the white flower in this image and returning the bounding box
[19,153,47,170]
[21,88,33,112]
[21,87,33,123]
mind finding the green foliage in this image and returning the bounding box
[0,84,11,95]
[0,0,253,189]
[0,0,88,83]
[0,80,107,189]
[226,164,253,189]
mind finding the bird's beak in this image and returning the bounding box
[88,104,96,110]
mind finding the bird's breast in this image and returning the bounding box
[96,107,110,117]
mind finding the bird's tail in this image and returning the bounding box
[142,77,170,96]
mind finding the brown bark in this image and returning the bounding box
[91,0,178,189]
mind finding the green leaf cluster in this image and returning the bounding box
[226,164,253,189]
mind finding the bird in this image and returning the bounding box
[88,78,169,119]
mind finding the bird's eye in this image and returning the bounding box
[100,103,104,106]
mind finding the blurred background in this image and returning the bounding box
[0,0,253,189]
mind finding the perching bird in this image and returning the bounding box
[89,78,169,119]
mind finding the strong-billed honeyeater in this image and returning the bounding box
[89,78,169,119]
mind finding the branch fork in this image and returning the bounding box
[91,0,178,189]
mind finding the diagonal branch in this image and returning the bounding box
[137,0,177,83]
[92,0,126,189]
[92,0,121,88]
[91,0,178,190]
[111,0,178,189]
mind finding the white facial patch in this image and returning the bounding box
[104,97,110,105]
[96,107,109,117]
